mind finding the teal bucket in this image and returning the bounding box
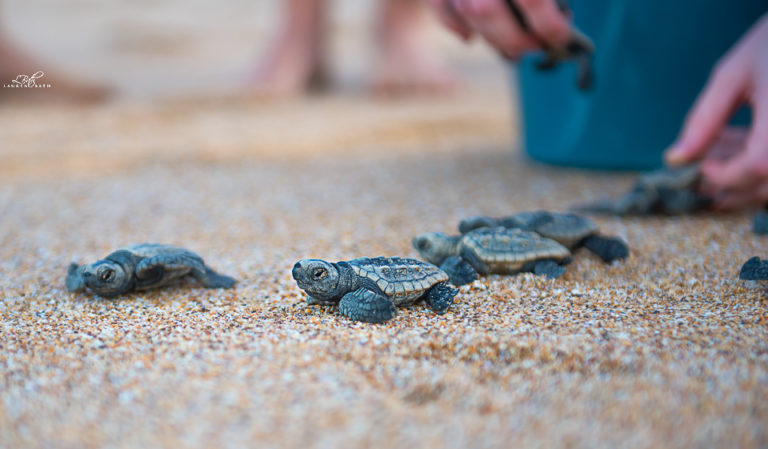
[517,0,761,170]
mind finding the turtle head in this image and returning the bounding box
[292,259,341,302]
[412,232,458,266]
[81,260,130,296]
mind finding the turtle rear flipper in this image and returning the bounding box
[440,256,478,286]
[582,235,629,263]
[65,263,85,292]
[199,266,236,289]
[739,257,768,281]
[425,282,458,314]
[339,288,396,324]
[533,259,566,278]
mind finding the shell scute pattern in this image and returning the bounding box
[351,257,447,299]
[464,228,570,264]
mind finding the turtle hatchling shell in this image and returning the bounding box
[460,228,571,274]
[528,212,600,248]
[348,257,448,305]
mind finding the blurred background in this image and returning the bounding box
[3,0,509,97]
[1,0,518,180]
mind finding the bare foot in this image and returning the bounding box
[0,36,112,103]
[372,0,460,95]
[247,0,329,98]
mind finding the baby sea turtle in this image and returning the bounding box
[65,243,236,297]
[739,257,768,281]
[412,227,571,286]
[576,165,712,215]
[291,256,457,324]
[502,0,595,90]
[458,211,628,263]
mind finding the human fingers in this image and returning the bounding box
[665,56,748,166]
[514,0,571,47]
[711,183,768,210]
[701,84,768,193]
[427,0,474,40]
[453,0,539,59]
[702,126,750,161]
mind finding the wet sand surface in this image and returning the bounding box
[2,1,768,448]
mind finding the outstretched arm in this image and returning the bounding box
[665,13,768,210]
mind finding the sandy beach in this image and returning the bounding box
[2,1,768,448]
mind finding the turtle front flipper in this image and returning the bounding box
[425,281,457,314]
[65,263,85,292]
[199,266,236,289]
[739,257,768,281]
[533,259,566,279]
[458,216,498,234]
[338,288,396,324]
[581,235,629,263]
[440,256,478,286]
[135,251,230,289]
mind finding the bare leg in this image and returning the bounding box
[248,0,329,97]
[372,0,459,95]
[0,32,111,103]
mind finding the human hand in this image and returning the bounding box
[665,13,768,210]
[426,0,572,60]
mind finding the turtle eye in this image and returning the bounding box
[101,269,114,281]
[312,268,327,280]
[417,239,431,251]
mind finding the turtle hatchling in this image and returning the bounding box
[503,0,594,90]
[65,243,236,297]
[412,227,572,286]
[459,210,628,263]
[575,164,712,215]
[292,256,457,324]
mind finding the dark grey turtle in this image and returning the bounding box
[65,243,236,297]
[459,210,628,263]
[502,0,595,90]
[739,257,768,281]
[575,164,712,215]
[291,256,457,324]
[413,227,572,286]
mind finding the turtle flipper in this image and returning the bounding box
[339,288,396,324]
[739,257,768,281]
[440,256,478,286]
[135,252,202,285]
[533,259,566,279]
[199,266,236,289]
[458,216,498,234]
[425,281,458,314]
[135,251,234,289]
[582,235,629,263]
[65,263,85,292]
[753,207,768,235]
